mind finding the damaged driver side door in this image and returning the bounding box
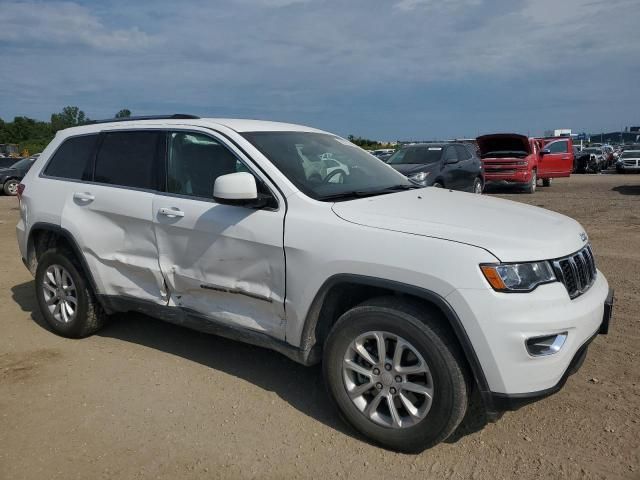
[152,130,286,339]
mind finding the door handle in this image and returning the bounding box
[73,192,95,202]
[158,207,185,218]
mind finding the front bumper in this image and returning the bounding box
[446,272,611,412]
[488,288,612,412]
[484,169,532,184]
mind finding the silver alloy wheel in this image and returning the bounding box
[42,264,78,323]
[474,178,483,194]
[343,331,434,429]
[6,180,18,195]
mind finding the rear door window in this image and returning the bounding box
[94,131,161,189]
[44,134,98,180]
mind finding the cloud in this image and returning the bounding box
[0,0,638,137]
[0,1,155,51]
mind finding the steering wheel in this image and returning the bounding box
[323,169,346,184]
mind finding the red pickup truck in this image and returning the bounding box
[477,134,573,193]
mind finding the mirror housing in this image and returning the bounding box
[540,148,551,155]
[213,172,258,205]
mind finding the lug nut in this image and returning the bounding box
[395,376,402,383]
[390,387,397,394]
[376,382,383,390]
[385,364,392,371]
[373,368,380,375]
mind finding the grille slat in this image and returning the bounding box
[552,245,597,299]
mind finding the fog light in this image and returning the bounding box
[526,332,567,357]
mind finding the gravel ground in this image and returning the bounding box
[1,174,639,479]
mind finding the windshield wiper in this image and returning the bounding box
[318,184,418,201]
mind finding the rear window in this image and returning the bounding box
[94,131,160,189]
[44,134,98,180]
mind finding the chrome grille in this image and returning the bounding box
[552,245,597,299]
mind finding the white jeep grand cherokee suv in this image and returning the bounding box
[16,115,613,452]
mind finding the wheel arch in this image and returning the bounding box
[27,222,105,310]
[299,274,490,396]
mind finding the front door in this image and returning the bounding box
[152,130,287,339]
[540,139,572,177]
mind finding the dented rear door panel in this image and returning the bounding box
[152,195,286,339]
[61,184,166,303]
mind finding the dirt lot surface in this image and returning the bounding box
[1,175,639,479]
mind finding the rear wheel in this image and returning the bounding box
[3,179,19,196]
[35,249,107,338]
[323,297,468,453]
[432,182,444,188]
[473,177,483,194]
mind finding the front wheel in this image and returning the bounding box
[3,179,19,196]
[323,297,468,452]
[524,170,537,193]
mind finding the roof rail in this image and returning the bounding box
[87,114,200,124]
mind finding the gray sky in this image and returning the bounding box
[1,0,638,139]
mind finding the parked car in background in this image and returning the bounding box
[616,150,640,173]
[601,145,615,168]
[371,148,395,158]
[577,147,606,172]
[386,142,483,193]
[477,134,573,193]
[0,155,38,195]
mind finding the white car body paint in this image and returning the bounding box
[16,117,610,398]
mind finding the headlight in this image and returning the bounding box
[480,262,556,292]
[408,171,429,184]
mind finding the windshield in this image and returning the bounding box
[386,146,443,165]
[242,131,412,200]
[621,151,640,158]
[10,158,34,169]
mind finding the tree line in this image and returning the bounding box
[0,107,131,155]
[1,106,394,156]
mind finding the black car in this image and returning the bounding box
[386,142,483,193]
[0,156,37,196]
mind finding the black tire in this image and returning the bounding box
[35,249,107,338]
[524,169,537,193]
[472,177,483,194]
[323,297,469,453]
[3,178,19,196]
[432,182,444,188]
[542,178,551,187]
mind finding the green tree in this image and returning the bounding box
[50,106,89,133]
[115,109,131,118]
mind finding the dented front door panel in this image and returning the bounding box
[152,195,286,339]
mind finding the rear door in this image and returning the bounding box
[152,129,286,339]
[540,139,572,177]
[454,144,479,191]
[60,129,167,303]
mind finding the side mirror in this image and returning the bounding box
[540,148,551,155]
[213,172,258,205]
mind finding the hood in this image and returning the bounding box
[389,163,439,176]
[0,168,19,177]
[331,188,587,262]
[476,133,531,156]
